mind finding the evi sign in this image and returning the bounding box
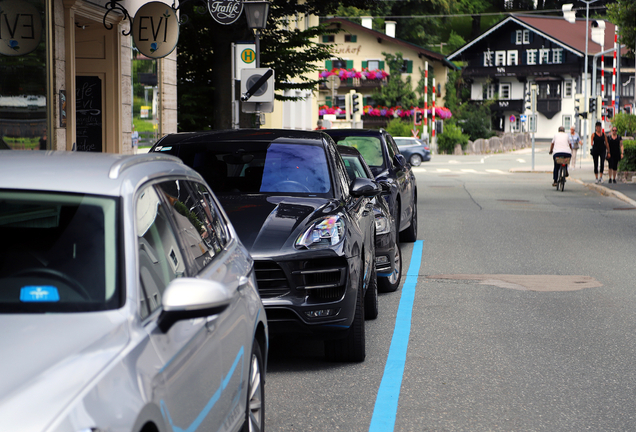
[0,0,42,56]
[132,2,179,58]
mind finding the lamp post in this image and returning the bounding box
[244,1,270,68]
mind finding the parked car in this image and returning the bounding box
[338,145,402,292]
[393,136,431,166]
[326,128,418,243]
[151,129,381,362]
[0,151,268,432]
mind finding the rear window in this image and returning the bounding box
[330,136,384,168]
[159,141,333,196]
[0,191,119,313]
[394,138,419,147]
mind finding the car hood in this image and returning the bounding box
[218,194,340,254]
[0,311,129,431]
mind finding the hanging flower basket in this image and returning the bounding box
[319,68,389,81]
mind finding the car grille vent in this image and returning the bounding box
[254,261,290,298]
[309,286,346,302]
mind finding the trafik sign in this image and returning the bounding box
[132,2,179,59]
[208,0,243,25]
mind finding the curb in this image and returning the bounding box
[573,179,636,208]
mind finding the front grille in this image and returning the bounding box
[254,261,290,298]
[291,257,348,302]
[309,286,347,301]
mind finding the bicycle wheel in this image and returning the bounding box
[558,166,566,191]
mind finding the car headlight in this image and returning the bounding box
[296,214,345,248]
[374,207,391,235]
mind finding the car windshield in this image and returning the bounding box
[0,191,119,313]
[164,141,333,196]
[341,155,370,180]
[331,136,384,168]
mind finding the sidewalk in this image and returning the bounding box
[510,151,636,208]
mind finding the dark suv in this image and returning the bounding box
[326,129,418,243]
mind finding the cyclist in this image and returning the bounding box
[549,126,572,187]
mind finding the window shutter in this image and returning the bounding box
[379,61,385,70]
[326,60,332,70]
[406,60,413,73]
[325,96,332,108]
[511,32,515,43]
[351,35,357,43]
[362,61,368,69]
[322,36,330,43]
[530,33,534,43]
[347,60,353,69]
[521,50,526,65]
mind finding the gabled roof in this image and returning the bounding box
[448,15,627,60]
[323,18,458,70]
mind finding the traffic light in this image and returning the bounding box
[606,106,614,119]
[574,93,583,116]
[525,90,532,112]
[589,97,597,113]
[351,93,360,114]
[414,110,423,126]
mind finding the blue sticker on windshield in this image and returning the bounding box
[20,286,60,302]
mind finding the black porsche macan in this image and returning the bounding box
[151,129,380,362]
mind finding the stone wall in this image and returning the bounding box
[453,133,531,155]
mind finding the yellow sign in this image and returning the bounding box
[241,48,256,64]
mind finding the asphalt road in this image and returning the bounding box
[265,147,636,431]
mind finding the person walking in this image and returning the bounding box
[549,126,572,187]
[606,126,624,184]
[590,121,610,184]
[568,126,582,169]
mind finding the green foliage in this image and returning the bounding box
[437,123,469,154]
[371,52,418,108]
[456,102,497,141]
[133,117,156,133]
[611,113,636,137]
[608,0,635,58]
[415,66,435,108]
[619,140,636,172]
[385,118,414,138]
[446,31,466,55]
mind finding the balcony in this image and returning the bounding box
[537,99,561,119]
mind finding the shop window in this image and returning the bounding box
[0,0,48,150]
[132,52,158,148]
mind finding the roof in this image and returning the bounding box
[323,18,458,70]
[154,129,330,148]
[448,15,628,60]
[0,151,188,196]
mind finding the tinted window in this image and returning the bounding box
[162,141,333,197]
[342,155,370,180]
[331,136,384,168]
[394,138,419,148]
[0,191,118,313]
[136,185,185,319]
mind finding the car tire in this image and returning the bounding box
[241,341,265,432]
[378,243,402,293]
[324,275,366,362]
[364,264,378,320]
[399,197,417,243]
[409,154,422,167]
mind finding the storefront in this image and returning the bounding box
[0,0,177,153]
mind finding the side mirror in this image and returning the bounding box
[350,177,381,197]
[394,154,407,168]
[157,278,232,332]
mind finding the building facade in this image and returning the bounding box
[448,15,635,140]
[0,0,177,153]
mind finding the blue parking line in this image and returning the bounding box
[369,240,423,432]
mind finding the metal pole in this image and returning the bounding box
[255,29,261,128]
[582,1,591,159]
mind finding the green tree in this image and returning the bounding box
[177,0,373,131]
[371,52,418,108]
[607,0,636,58]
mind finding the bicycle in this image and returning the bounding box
[555,156,571,191]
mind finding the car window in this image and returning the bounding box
[394,138,417,148]
[333,136,384,168]
[0,191,119,313]
[260,143,331,193]
[385,134,398,159]
[342,155,370,180]
[136,185,185,319]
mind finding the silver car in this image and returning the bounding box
[0,151,268,432]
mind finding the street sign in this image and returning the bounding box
[520,114,527,122]
[528,114,537,133]
[240,68,274,103]
[509,115,516,123]
[234,43,256,80]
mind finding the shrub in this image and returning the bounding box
[611,113,636,138]
[437,123,469,154]
[385,118,414,138]
[619,139,636,172]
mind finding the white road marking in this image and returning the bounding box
[517,158,526,163]
[485,169,511,175]
[436,168,452,172]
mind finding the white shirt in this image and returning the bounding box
[552,132,571,155]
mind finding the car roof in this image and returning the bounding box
[154,129,329,147]
[336,145,363,156]
[0,151,188,196]
[325,129,387,137]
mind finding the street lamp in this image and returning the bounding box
[244,0,270,68]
